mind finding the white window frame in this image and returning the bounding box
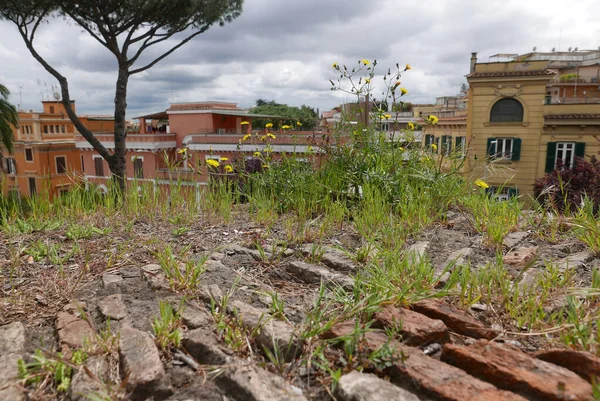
[494,187,511,201]
[5,157,16,175]
[25,148,34,163]
[205,154,221,161]
[492,138,513,160]
[93,156,105,177]
[132,155,144,179]
[55,155,67,175]
[555,142,576,169]
[456,136,467,155]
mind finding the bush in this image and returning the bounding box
[533,157,600,213]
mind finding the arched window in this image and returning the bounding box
[490,98,524,122]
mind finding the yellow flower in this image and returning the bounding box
[427,115,439,125]
[240,121,250,125]
[400,87,408,95]
[267,133,276,139]
[177,148,187,154]
[282,125,291,130]
[361,59,370,65]
[307,145,314,153]
[253,151,261,157]
[242,133,251,141]
[265,122,273,128]
[224,165,234,173]
[407,122,415,130]
[405,64,411,71]
[206,159,220,168]
[332,62,338,68]
[263,164,269,169]
[296,121,302,126]
[475,179,489,189]
[399,147,404,151]
[383,114,391,119]
[431,143,438,151]
[364,78,371,84]
[260,135,267,141]
[220,157,228,161]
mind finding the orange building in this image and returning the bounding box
[1,100,113,198]
[76,101,330,193]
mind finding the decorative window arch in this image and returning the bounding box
[490,98,524,122]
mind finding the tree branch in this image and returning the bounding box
[15,20,111,160]
[129,26,209,75]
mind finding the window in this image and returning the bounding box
[455,136,467,155]
[94,157,104,176]
[49,106,55,114]
[43,125,48,134]
[486,137,521,161]
[59,188,69,197]
[545,142,586,172]
[490,98,524,122]
[28,177,37,196]
[205,154,221,161]
[55,156,67,174]
[133,157,144,179]
[5,157,16,174]
[424,134,435,148]
[441,135,452,156]
[61,125,66,134]
[25,148,33,162]
[81,155,85,171]
[488,187,518,201]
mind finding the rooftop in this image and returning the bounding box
[467,69,556,78]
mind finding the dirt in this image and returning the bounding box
[1,207,599,400]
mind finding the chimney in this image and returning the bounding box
[470,52,478,74]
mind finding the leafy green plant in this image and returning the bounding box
[152,301,182,351]
[18,349,87,393]
[66,223,111,240]
[155,245,207,292]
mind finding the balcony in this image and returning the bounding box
[75,132,177,150]
[544,97,600,105]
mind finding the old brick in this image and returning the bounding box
[503,231,530,248]
[336,370,421,401]
[98,294,127,320]
[326,323,525,401]
[228,300,300,361]
[286,260,354,289]
[119,325,173,400]
[0,322,26,401]
[217,365,307,401]
[410,299,496,340]
[56,312,95,349]
[535,349,600,383]
[182,328,234,365]
[503,246,538,267]
[441,340,593,401]
[374,306,448,346]
[181,304,212,329]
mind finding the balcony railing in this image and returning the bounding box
[545,97,600,104]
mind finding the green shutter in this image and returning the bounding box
[575,142,586,158]
[508,188,518,198]
[511,138,522,161]
[486,137,496,156]
[424,134,432,147]
[545,142,557,173]
[455,136,460,148]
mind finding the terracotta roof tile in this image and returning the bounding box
[467,70,556,78]
[544,113,600,120]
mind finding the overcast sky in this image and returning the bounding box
[1,0,599,119]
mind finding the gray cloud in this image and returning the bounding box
[1,0,599,118]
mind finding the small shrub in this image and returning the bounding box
[533,157,600,213]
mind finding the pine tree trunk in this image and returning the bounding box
[111,66,129,194]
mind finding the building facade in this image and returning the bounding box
[2,101,113,198]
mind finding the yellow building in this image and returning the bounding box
[422,50,600,202]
